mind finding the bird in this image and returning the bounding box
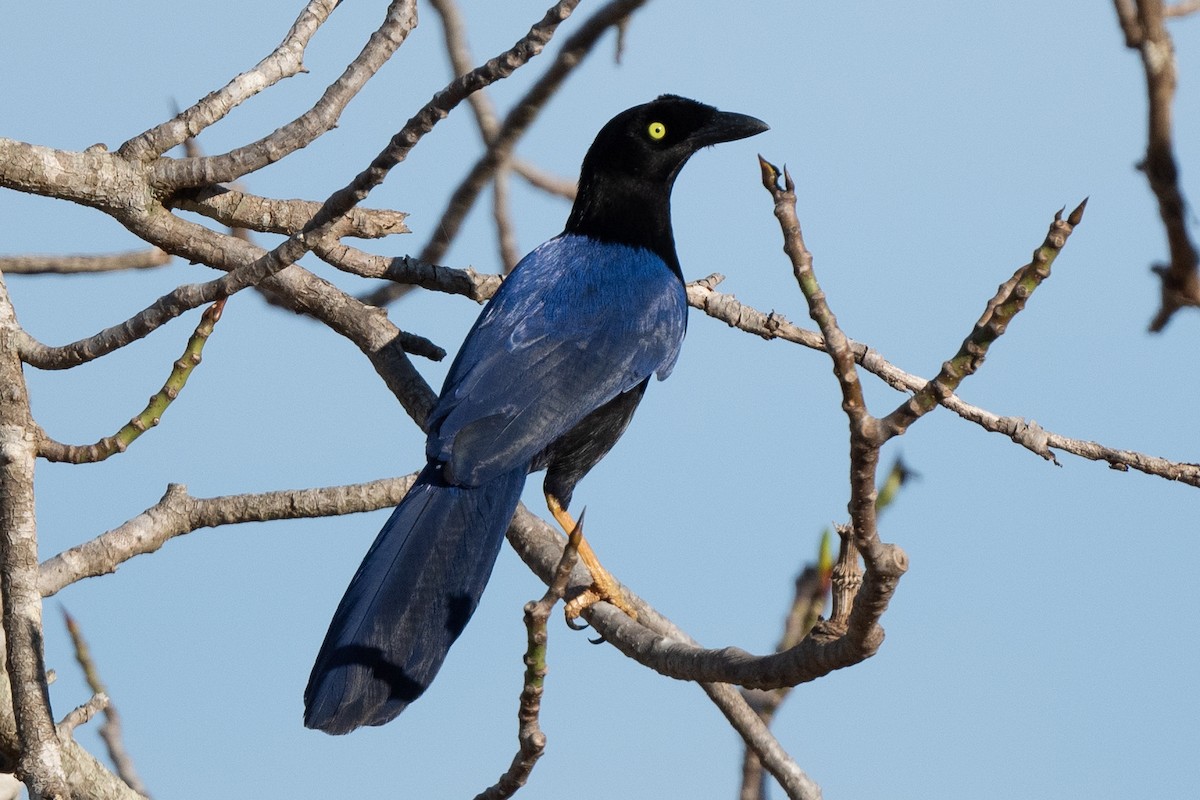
[304,94,768,734]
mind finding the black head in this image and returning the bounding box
[564,95,768,275]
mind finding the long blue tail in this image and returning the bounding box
[304,463,526,734]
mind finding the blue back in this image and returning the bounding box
[426,234,687,487]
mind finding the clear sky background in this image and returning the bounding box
[2,2,1198,798]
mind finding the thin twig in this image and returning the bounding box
[143,0,417,186]
[881,201,1088,439]
[1113,0,1200,330]
[362,0,646,307]
[685,275,1200,486]
[428,0,523,268]
[62,611,150,797]
[758,155,904,643]
[474,513,583,800]
[55,694,109,741]
[119,0,343,161]
[38,299,226,464]
[0,249,170,275]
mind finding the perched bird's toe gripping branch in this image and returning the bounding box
[304,95,768,735]
[544,493,637,623]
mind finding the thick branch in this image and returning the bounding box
[0,275,67,800]
[173,186,409,239]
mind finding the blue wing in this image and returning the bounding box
[425,233,687,487]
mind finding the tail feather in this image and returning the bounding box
[304,463,526,734]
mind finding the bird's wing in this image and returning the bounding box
[425,234,687,487]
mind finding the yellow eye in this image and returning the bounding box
[647,121,667,140]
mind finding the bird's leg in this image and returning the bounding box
[545,494,638,622]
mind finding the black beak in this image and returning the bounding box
[695,110,770,147]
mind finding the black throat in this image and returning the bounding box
[563,170,683,281]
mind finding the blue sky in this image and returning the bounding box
[2,2,1199,798]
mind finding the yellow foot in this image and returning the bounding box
[546,494,638,623]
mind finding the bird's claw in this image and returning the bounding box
[563,579,638,624]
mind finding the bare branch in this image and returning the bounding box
[0,249,170,275]
[362,0,646,307]
[502,508,823,800]
[55,694,109,742]
[118,0,344,161]
[173,186,409,239]
[419,0,577,209]
[1166,0,1200,18]
[312,248,502,303]
[428,0,523,270]
[6,0,582,386]
[62,612,150,797]
[0,275,68,800]
[492,169,522,271]
[758,156,902,644]
[474,516,582,800]
[38,299,226,464]
[686,274,1200,486]
[144,0,417,187]
[512,159,577,199]
[881,201,1087,439]
[1113,0,1200,330]
[703,682,823,800]
[39,477,414,598]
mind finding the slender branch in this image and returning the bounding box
[1166,0,1200,15]
[704,682,823,800]
[38,299,226,464]
[1113,0,1200,330]
[502,508,822,799]
[38,477,414,598]
[362,0,646,307]
[686,274,1200,486]
[428,0,523,270]
[474,514,582,800]
[55,694,108,742]
[492,169,522,271]
[881,201,1087,439]
[144,0,417,186]
[118,0,344,161]
[759,156,900,663]
[62,612,149,797]
[419,0,638,263]
[0,249,170,275]
[426,0,577,201]
[513,159,577,199]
